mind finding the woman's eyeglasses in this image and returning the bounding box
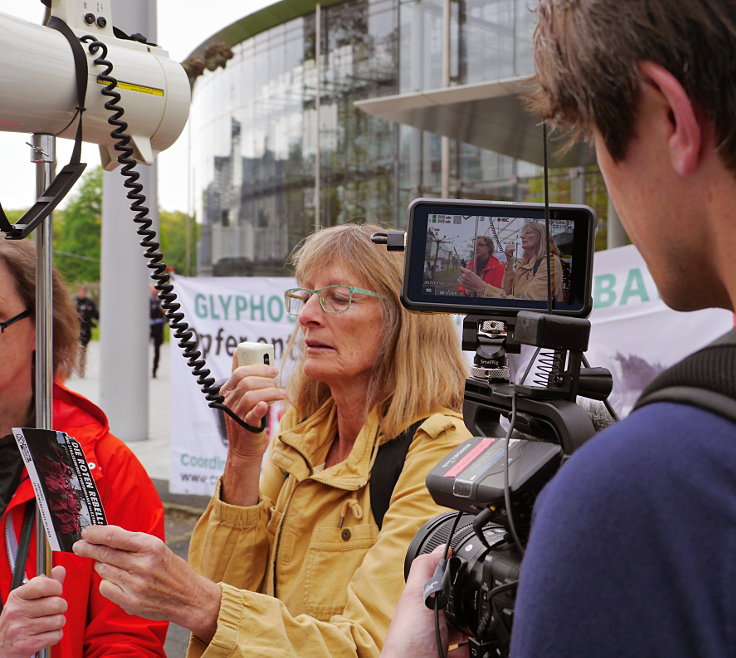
[284,285,382,316]
[0,308,31,334]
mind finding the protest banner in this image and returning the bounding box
[169,276,295,495]
[169,247,732,495]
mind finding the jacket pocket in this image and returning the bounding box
[303,523,377,619]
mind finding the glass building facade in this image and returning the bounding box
[190,0,608,276]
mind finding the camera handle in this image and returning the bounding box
[462,312,611,455]
[463,382,598,456]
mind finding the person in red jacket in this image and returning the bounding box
[0,239,167,657]
[456,235,505,295]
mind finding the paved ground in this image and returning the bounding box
[68,341,206,657]
[67,340,173,482]
[163,505,202,656]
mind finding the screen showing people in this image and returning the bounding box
[421,213,572,303]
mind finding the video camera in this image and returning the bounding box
[375,198,613,657]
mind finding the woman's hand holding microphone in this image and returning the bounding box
[219,348,286,506]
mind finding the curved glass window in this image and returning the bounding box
[191,0,604,276]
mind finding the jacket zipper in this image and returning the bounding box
[271,477,298,599]
[4,515,15,574]
[270,425,381,597]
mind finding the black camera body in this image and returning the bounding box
[389,199,612,657]
[405,312,610,656]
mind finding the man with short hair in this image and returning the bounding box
[509,4,736,654]
[383,1,736,656]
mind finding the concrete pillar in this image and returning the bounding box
[99,0,157,441]
[606,199,628,249]
[570,166,585,205]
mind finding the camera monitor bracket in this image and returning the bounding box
[462,311,605,456]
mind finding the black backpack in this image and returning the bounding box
[370,419,426,529]
[633,328,736,423]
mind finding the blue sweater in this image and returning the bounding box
[511,402,736,657]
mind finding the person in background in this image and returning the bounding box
[73,222,471,656]
[0,239,167,657]
[456,235,505,296]
[149,286,165,378]
[74,286,98,377]
[501,222,562,301]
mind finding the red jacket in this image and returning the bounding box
[457,255,505,293]
[1,382,167,657]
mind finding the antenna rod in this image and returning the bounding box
[542,122,553,314]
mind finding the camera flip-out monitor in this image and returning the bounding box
[402,198,597,317]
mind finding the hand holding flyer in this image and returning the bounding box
[12,427,107,552]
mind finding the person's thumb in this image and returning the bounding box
[51,565,67,586]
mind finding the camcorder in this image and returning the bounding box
[374,198,613,657]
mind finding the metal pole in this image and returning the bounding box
[31,132,54,658]
[314,3,321,231]
[409,0,424,196]
[441,0,451,198]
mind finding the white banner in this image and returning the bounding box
[585,244,731,414]
[168,247,732,495]
[169,275,295,495]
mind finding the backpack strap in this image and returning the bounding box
[370,419,426,530]
[531,257,544,276]
[633,328,736,423]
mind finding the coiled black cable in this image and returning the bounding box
[80,35,264,434]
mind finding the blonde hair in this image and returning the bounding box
[520,222,560,265]
[284,223,468,438]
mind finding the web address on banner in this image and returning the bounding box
[178,472,219,485]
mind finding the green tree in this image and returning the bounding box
[4,208,27,225]
[54,166,102,284]
[525,164,614,252]
[5,167,199,280]
[159,209,199,275]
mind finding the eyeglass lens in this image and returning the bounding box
[286,286,352,314]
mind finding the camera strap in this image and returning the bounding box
[370,418,426,530]
[633,328,736,423]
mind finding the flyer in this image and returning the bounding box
[12,427,107,552]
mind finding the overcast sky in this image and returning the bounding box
[0,0,273,213]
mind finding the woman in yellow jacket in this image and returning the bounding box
[74,223,471,657]
[501,222,563,301]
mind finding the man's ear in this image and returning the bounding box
[638,61,702,176]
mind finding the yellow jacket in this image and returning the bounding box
[187,401,470,657]
[502,254,563,301]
